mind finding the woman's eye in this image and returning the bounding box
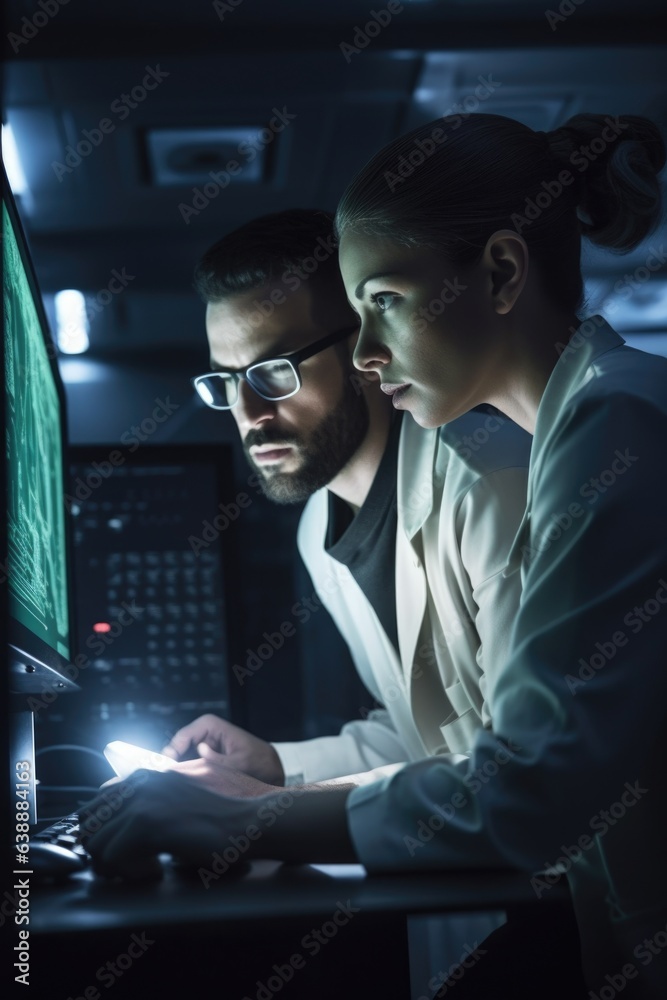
[370,292,397,312]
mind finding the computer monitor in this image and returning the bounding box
[3,168,79,707]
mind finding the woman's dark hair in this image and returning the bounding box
[194,208,337,303]
[334,113,666,311]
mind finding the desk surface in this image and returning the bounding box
[28,863,574,1000]
[32,859,569,934]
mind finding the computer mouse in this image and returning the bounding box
[28,841,87,882]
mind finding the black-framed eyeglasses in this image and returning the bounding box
[191,324,359,410]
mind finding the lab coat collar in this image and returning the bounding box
[397,317,624,549]
[503,316,625,577]
[395,414,440,541]
[532,315,625,457]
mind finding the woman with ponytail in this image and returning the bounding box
[331,112,667,995]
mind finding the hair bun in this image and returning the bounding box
[551,114,666,251]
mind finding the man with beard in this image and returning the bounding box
[163,208,532,792]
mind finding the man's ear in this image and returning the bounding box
[481,230,529,315]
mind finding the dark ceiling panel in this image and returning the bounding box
[4,0,666,58]
[3,1,666,358]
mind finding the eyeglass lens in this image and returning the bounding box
[198,359,299,407]
[247,360,297,398]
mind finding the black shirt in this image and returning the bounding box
[325,413,402,653]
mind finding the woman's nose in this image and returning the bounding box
[352,319,392,373]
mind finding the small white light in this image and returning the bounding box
[58,358,107,383]
[197,380,215,406]
[414,88,438,103]
[2,124,29,196]
[103,740,175,779]
[55,289,90,354]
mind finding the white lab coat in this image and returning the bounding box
[273,407,531,784]
[347,318,667,995]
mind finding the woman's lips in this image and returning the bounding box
[380,383,411,407]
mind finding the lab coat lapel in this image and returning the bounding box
[502,316,625,583]
[395,417,438,691]
[396,528,427,690]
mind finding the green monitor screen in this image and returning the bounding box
[4,177,74,690]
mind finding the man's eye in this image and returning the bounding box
[370,292,397,312]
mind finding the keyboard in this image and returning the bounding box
[30,813,90,880]
[33,812,84,851]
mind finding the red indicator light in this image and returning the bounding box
[93,622,112,633]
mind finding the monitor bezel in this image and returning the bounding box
[3,166,80,699]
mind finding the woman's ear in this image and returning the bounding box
[482,230,529,315]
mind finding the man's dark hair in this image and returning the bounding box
[194,208,338,303]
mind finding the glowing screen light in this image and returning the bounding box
[55,288,90,354]
[2,123,29,196]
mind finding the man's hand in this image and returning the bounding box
[79,769,260,880]
[162,715,285,785]
[170,748,281,798]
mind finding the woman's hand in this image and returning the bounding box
[79,769,261,880]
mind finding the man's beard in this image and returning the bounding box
[244,372,369,504]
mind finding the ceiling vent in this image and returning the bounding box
[145,127,268,186]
